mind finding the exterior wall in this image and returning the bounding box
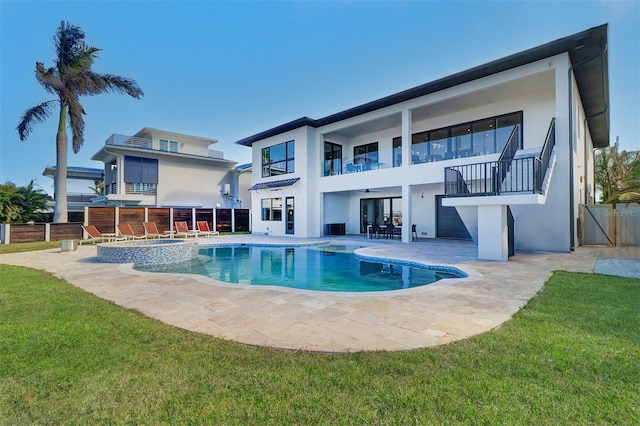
[511,54,571,252]
[157,157,234,208]
[250,127,312,236]
[146,134,214,157]
[246,52,600,254]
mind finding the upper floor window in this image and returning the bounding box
[123,156,158,184]
[353,142,379,171]
[324,141,342,176]
[411,111,522,164]
[159,139,178,153]
[262,140,295,177]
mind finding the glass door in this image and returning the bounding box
[286,197,294,234]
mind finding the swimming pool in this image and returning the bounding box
[134,244,467,292]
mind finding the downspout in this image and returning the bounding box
[567,43,608,251]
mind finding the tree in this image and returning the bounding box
[17,21,143,222]
[88,179,104,196]
[16,180,52,222]
[0,181,52,223]
[594,137,640,204]
[0,182,24,223]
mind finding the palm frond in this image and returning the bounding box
[35,62,63,96]
[55,21,86,70]
[67,97,86,153]
[87,72,144,98]
[16,100,58,141]
[68,46,101,71]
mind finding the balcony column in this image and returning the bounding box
[401,108,412,168]
[477,205,508,261]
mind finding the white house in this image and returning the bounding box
[236,25,609,260]
[91,127,251,209]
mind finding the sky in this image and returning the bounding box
[1,0,638,195]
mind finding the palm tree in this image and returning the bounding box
[594,137,640,204]
[17,21,143,222]
[0,182,25,223]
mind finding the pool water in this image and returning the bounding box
[135,244,466,292]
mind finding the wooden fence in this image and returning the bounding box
[579,204,640,247]
[0,207,250,244]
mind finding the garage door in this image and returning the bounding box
[436,195,472,240]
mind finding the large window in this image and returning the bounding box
[261,198,282,221]
[411,111,522,164]
[262,141,295,177]
[353,142,379,171]
[324,141,342,176]
[123,156,158,184]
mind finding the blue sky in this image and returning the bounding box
[1,0,638,194]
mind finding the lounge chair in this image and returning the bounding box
[174,221,199,238]
[197,221,220,237]
[80,225,125,245]
[117,223,146,240]
[143,221,174,239]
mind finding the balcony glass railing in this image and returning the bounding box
[323,148,400,176]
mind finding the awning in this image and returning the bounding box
[248,177,300,191]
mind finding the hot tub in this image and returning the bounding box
[96,239,198,266]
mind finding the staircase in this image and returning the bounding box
[445,118,556,197]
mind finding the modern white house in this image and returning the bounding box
[91,127,252,210]
[236,25,609,260]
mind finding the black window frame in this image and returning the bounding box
[410,111,523,164]
[324,141,342,176]
[262,140,295,177]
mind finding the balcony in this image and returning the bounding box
[444,119,556,201]
[105,134,224,159]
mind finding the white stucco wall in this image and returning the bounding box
[158,158,234,208]
[247,52,598,253]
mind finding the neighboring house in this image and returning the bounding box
[235,25,609,260]
[42,165,104,221]
[91,128,251,209]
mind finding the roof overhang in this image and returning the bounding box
[235,24,609,149]
[91,145,237,166]
[248,177,300,191]
[42,165,104,180]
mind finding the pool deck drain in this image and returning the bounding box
[1,236,636,353]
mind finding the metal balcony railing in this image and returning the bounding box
[445,118,555,197]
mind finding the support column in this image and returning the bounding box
[402,184,412,242]
[477,205,508,261]
[401,108,412,168]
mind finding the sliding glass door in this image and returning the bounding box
[360,197,402,232]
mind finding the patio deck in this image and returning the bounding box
[1,235,635,353]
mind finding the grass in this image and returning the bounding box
[0,241,61,254]
[0,251,638,425]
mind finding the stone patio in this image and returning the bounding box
[1,235,635,353]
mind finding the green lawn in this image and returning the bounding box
[0,247,638,424]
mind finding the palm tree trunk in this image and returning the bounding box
[54,105,68,223]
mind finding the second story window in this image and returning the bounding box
[159,139,178,153]
[262,140,295,177]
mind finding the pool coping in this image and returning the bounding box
[121,241,481,298]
